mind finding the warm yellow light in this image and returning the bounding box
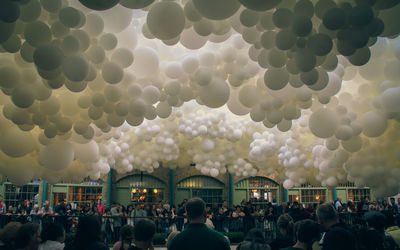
[132,189,137,193]
[252,189,257,193]
[154,189,158,194]
[143,189,147,193]
[295,196,299,201]
[316,195,320,200]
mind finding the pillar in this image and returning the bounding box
[41,181,48,206]
[169,169,175,206]
[283,187,288,203]
[229,173,234,206]
[331,187,337,202]
[106,169,113,209]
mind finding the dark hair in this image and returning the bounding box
[134,219,156,242]
[294,219,320,247]
[185,197,205,220]
[244,228,265,244]
[238,228,270,250]
[317,203,337,222]
[41,223,64,242]
[0,222,22,244]
[364,211,386,233]
[73,216,102,249]
[15,223,39,248]
[277,214,294,236]
[120,224,134,242]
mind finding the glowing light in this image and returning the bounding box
[154,189,158,194]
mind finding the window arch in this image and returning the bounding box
[234,176,280,205]
[116,174,166,188]
[115,174,166,205]
[176,176,224,205]
[177,175,224,188]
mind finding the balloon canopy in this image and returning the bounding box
[0,0,400,197]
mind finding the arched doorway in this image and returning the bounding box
[114,174,166,207]
[176,175,224,206]
[234,176,280,205]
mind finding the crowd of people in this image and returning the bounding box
[0,194,400,249]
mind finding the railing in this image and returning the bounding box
[0,212,369,244]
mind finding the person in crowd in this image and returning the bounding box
[111,203,123,243]
[0,196,6,214]
[101,208,114,245]
[269,214,295,250]
[96,199,105,216]
[231,205,245,232]
[163,199,171,212]
[358,197,370,213]
[168,197,230,250]
[54,199,67,228]
[129,219,156,250]
[14,223,41,250]
[0,221,22,249]
[335,197,343,210]
[40,201,52,215]
[65,203,74,233]
[168,205,177,232]
[360,211,399,250]
[243,202,255,233]
[390,198,399,215]
[215,208,227,232]
[281,219,320,250]
[113,224,134,250]
[387,214,400,246]
[176,199,187,230]
[29,205,41,225]
[132,203,145,224]
[317,203,357,250]
[67,216,108,250]
[237,228,271,250]
[397,198,400,214]
[126,205,134,226]
[39,223,65,250]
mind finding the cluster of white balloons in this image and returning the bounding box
[1,0,400,196]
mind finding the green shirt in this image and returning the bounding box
[168,223,230,250]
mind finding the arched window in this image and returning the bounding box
[115,174,166,205]
[234,177,279,205]
[337,182,371,203]
[176,176,224,205]
[2,179,40,208]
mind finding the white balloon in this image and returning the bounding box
[40,140,74,171]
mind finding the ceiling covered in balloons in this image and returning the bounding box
[1,0,400,197]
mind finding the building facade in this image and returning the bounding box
[0,167,373,208]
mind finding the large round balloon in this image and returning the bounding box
[78,0,120,10]
[309,108,338,138]
[0,127,35,158]
[120,0,155,9]
[146,2,185,40]
[192,0,240,20]
[199,77,230,108]
[239,0,281,11]
[40,140,74,171]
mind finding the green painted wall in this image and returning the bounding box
[175,189,190,206]
[234,189,247,205]
[114,187,131,207]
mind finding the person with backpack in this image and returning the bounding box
[317,203,357,250]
